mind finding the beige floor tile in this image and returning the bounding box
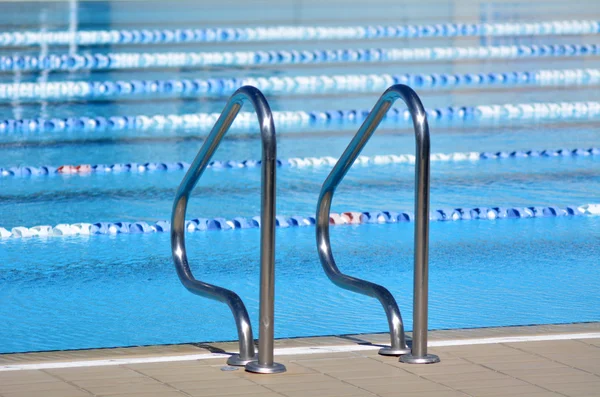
[469,392,559,397]
[541,381,600,396]
[304,361,402,374]
[183,384,279,396]
[376,355,470,370]
[244,373,332,386]
[45,366,146,381]
[278,390,372,397]
[214,394,284,397]
[566,358,600,375]
[1,381,82,394]
[138,370,239,383]
[0,345,207,365]
[457,384,551,397]
[3,324,600,397]
[421,369,513,384]
[167,377,255,390]
[363,379,453,393]
[271,382,367,397]
[265,380,363,393]
[216,394,285,397]
[255,362,317,375]
[500,365,578,377]
[524,373,600,386]
[100,393,187,397]
[131,364,239,382]
[552,356,600,369]
[481,358,568,371]
[284,351,360,361]
[125,359,226,371]
[546,353,600,365]
[289,352,362,362]
[452,377,531,391]
[507,340,600,354]
[292,357,374,368]
[77,382,179,396]
[579,339,600,348]
[560,390,600,397]
[345,377,420,389]
[2,389,92,397]
[71,376,163,389]
[0,370,58,385]
[435,374,527,390]
[509,367,599,383]
[438,344,523,358]
[400,363,490,376]
[376,391,468,397]
[326,367,414,380]
[466,354,553,365]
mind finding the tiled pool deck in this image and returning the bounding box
[1,323,599,397]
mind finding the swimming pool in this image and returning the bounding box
[1,0,599,354]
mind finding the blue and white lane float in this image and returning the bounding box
[1,100,599,136]
[2,147,599,178]
[1,204,599,239]
[0,43,597,72]
[0,20,598,47]
[1,68,599,101]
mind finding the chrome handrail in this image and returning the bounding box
[316,84,440,364]
[171,86,285,374]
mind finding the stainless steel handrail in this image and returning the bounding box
[316,84,440,364]
[171,86,286,374]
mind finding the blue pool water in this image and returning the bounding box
[1,154,599,227]
[1,0,599,353]
[1,217,599,353]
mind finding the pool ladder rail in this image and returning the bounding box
[316,84,440,364]
[171,84,439,374]
[171,86,286,374]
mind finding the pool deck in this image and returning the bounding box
[1,323,599,397]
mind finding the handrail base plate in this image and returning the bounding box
[227,354,257,366]
[379,346,411,356]
[245,361,287,374]
[399,353,440,364]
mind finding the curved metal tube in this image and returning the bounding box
[316,84,432,357]
[171,86,277,367]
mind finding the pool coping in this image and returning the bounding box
[2,322,598,371]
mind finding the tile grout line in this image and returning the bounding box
[258,383,314,397]
[454,348,568,397]
[123,365,196,397]
[573,338,600,350]
[365,354,474,397]
[230,370,289,397]
[39,369,97,397]
[501,342,600,380]
[291,356,382,397]
[246,377,309,397]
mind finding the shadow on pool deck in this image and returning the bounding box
[1,323,599,397]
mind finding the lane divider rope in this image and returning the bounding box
[1,68,598,101]
[2,147,598,178]
[0,20,598,47]
[0,43,597,72]
[1,100,599,135]
[1,204,598,239]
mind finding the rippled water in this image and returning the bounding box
[1,154,598,227]
[1,216,599,353]
[1,0,599,353]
